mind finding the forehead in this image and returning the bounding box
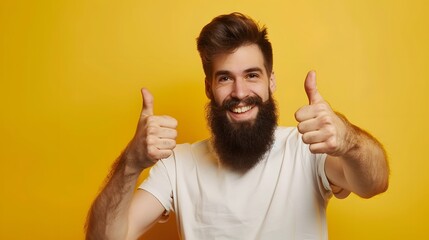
[211,44,266,77]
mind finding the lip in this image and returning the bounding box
[227,105,258,123]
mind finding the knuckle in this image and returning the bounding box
[294,111,300,121]
[145,135,157,146]
[309,144,318,154]
[297,123,304,133]
[163,151,173,159]
[320,115,331,125]
[171,129,178,139]
[315,103,329,113]
[146,126,157,135]
[326,125,337,138]
[326,137,338,150]
[146,115,157,125]
[165,139,176,148]
[147,146,159,159]
[313,103,323,112]
[302,133,311,144]
[161,115,178,128]
[294,108,305,121]
[320,102,329,109]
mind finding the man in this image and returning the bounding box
[85,12,389,240]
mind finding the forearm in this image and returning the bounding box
[85,151,144,240]
[336,117,389,198]
[85,88,177,239]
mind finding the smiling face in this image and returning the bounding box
[205,43,278,172]
[206,44,276,124]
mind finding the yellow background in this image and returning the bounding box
[1,0,428,239]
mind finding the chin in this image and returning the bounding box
[227,116,256,127]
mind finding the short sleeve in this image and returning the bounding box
[315,153,333,200]
[138,159,174,213]
[291,127,333,201]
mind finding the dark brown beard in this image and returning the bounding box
[207,94,278,173]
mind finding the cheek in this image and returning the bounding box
[211,88,229,105]
[213,94,226,107]
[255,86,271,102]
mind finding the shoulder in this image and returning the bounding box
[272,126,301,148]
[274,126,298,137]
[272,126,323,164]
[159,139,214,169]
[174,139,212,161]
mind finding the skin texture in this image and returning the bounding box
[85,44,389,239]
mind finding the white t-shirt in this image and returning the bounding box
[139,127,333,239]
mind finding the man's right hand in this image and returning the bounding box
[125,88,178,170]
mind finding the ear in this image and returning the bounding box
[269,71,276,93]
[205,77,213,99]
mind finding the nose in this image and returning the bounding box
[231,78,250,100]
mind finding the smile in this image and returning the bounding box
[231,105,254,114]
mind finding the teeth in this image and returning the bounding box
[232,105,252,113]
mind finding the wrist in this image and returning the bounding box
[121,147,144,173]
[123,143,155,173]
[335,112,360,157]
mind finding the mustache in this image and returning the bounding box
[221,95,263,110]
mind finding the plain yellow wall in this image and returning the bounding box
[1,0,428,239]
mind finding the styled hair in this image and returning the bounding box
[197,12,273,79]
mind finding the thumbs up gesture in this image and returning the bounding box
[125,88,178,169]
[294,71,350,156]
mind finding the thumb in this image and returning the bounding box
[140,88,154,116]
[304,70,324,104]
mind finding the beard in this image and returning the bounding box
[207,94,278,173]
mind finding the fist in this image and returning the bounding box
[126,88,178,169]
[294,71,349,156]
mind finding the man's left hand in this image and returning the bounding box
[294,70,353,156]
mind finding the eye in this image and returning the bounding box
[247,73,260,79]
[218,75,231,82]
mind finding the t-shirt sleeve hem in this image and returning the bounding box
[138,184,172,214]
[317,153,333,200]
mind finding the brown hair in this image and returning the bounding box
[197,12,273,79]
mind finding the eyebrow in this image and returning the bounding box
[213,67,264,78]
[214,70,231,79]
[244,67,264,74]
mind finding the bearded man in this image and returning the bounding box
[85,12,389,240]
